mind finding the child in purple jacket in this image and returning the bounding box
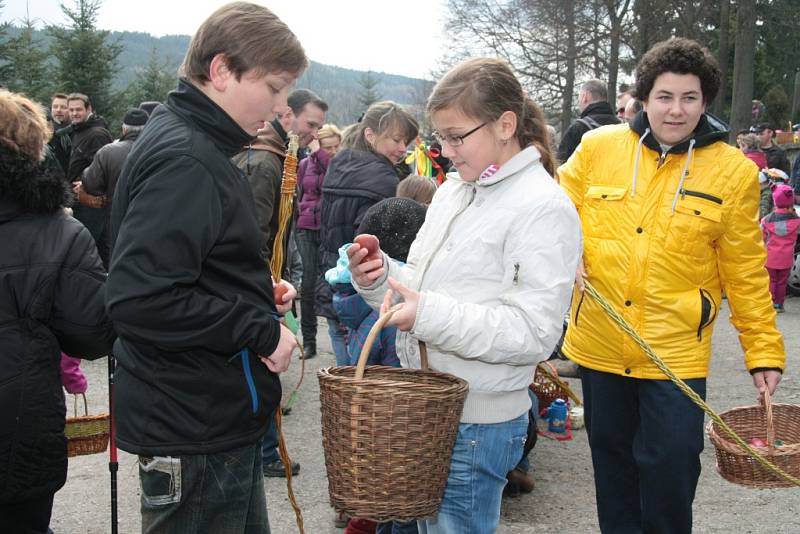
[761,184,800,312]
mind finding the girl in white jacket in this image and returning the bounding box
[348,58,582,534]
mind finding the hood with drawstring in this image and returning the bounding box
[557,112,785,379]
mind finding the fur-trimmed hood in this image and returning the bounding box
[0,145,72,221]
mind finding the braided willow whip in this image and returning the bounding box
[269,133,305,532]
[583,281,800,487]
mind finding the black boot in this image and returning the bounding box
[302,341,317,359]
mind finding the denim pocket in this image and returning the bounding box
[139,456,182,506]
[503,417,529,473]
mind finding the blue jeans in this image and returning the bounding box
[139,441,269,533]
[417,413,528,534]
[581,367,706,534]
[327,317,349,366]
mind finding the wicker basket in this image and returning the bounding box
[707,389,800,488]
[318,310,469,522]
[65,393,110,457]
[530,361,569,410]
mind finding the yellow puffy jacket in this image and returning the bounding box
[558,114,785,379]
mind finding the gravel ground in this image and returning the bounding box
[51,300,799,533]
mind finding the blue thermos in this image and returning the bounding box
[546,398,568,433]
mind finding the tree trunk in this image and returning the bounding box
[561,0,577,135]
[729,0,756,144]
[712,0,730,118]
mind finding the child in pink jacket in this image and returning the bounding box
[761,184,800,312]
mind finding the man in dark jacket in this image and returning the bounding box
[557,79,620,163]
[752,122,791,174]
[66,92,113,265]
[105,4,307,532]
[80,107,149,262]
[48,92,72,174]
[232,88,326,478]
[0,89,115,534]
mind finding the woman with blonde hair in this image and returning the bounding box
[0,90,115,533]
[295,123,343,357]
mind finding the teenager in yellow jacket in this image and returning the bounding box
[558,38,785,534]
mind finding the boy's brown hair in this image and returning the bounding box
[181,2,308,83]
[633,37,721,105]
[0,90,51,161]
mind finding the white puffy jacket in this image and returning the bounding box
[356,146,582,423]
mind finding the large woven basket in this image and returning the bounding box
[65,393,110,457]
[318,310,469,522]
[707,389,800,488]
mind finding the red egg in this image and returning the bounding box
[354,234,381,262]
[273,283,289,304]
[749,437,767,448]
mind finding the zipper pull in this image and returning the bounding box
[657,152,667,167]
[513,262,520,285]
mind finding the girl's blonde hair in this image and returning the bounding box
[397,175,437,205]
[0,90,51,162]
[426,58,555,176]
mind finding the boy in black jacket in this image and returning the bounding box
[106,3,307,532]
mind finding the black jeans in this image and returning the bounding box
[0,492,54,534]
[580,367,706,534]
[294,229,320,346]
[139,441,269,534]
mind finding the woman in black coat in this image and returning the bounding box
[0,90,115,533]
[317,101,418,366]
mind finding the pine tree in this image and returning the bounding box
[3,16,51,103]
[357,71,382,110]
[124,47,176,106]
[48,0,122,117]
[0,1,11,81]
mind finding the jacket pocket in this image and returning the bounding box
[665,195,724,259]
[583,185,628,238]
[697,288,718,341]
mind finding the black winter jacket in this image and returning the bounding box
[66,114,112,183]
[317,148,398,318]
[557,101,620,163]
[0,149,114,503]
[82,129,142,203]
[107,79,282,456]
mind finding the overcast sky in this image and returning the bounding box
[5,0,446,79]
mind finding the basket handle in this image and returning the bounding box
[354,303,428,380]
[764,388,775,455]
[72,392,88,417]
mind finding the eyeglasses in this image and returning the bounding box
[432,122,487,147]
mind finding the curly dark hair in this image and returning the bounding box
[633,38,721,105]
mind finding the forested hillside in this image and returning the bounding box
[3,25,431,126]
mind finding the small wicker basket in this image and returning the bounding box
[318,309,469,522]
[707,389,800,488]
[530,361,569,410]
[65,393,110,457]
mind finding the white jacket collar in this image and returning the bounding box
[446,145,543,187]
